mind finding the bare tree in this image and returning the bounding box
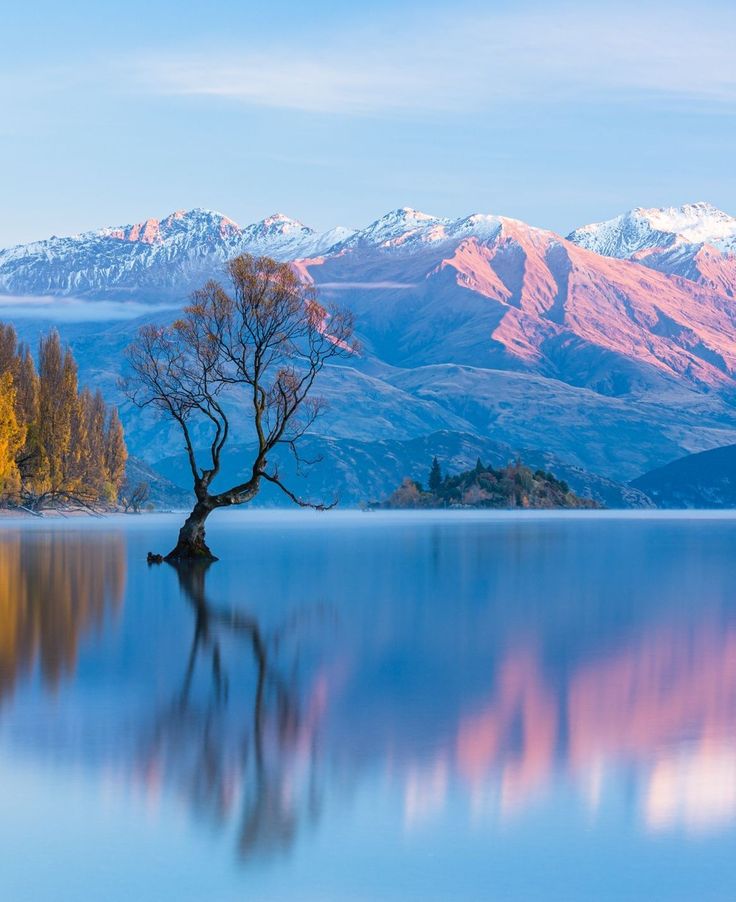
[122,479,150,513]
[124,254,357,561]
[141,563,326,862]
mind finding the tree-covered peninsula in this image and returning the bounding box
[372,457,600,510]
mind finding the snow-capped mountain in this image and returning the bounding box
[0,208,354,298]
[331,207,504,253]
[567,202,736,258]
[0,205,522,300]
[567,202,736,297]
[6,201,735,302]
[4,201,736,393]
[5,200,736,498]
[0,206,555,298]
[302,213,736,392]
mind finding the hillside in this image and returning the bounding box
[151,431,653,510]
[631,444,736,508]
[123,457,192,511]
[3,201,736,503]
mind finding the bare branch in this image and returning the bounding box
[123,253,356,560]
[260,470,337,511]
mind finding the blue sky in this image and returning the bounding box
[1,0,735,246]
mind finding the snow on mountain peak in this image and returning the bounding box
[373,207,443,228]
[336,208,450,251]
[259,212,311,233]
[0,205,528,301]
[636,202,736,246]
[0,207,358,297]
[568,202,736,258]
[331,208,513,254]
[238,214,345,260]
[448,213,503,241]
[101,208,241,245]
[11,200,736,303]
[397,207,436,220]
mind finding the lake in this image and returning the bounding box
[1,510,736,901]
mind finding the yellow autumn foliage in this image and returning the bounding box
[0,324,128,507]
[0,372,25,497]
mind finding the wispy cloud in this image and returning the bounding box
[0,295,177,322]
[131,3,736,115]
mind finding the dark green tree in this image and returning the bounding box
[428,456,442,493]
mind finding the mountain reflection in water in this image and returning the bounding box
[2,513,736,900]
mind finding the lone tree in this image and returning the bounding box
[124,254,357,562]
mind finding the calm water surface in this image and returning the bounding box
[1,510,736,901]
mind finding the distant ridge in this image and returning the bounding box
[0,208,354,297]
[5,200,736,501]
[631,444,736,509]
[3,199,736,302]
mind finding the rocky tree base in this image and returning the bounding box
[147,502,219,564]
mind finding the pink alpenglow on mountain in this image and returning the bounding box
[4,201,736,395]
[301,209,736,391]
[568,202,736,297]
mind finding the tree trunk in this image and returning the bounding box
[166,499,218,562]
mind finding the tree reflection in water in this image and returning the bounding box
[142,562,326,864]
[0,532,125,699]
[5,520,736,856]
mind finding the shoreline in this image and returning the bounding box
[0,507,185,519]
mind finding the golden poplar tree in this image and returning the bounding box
[70,387,90,496]
[0,324,18,377]
[75,388,108,500]
[104,407,127,502]
[15,344,39,425]
[0,321,128,508]
[38,331,78,493]
[15,344,45,492]
[0,372,25,498]
[61,346,80,488]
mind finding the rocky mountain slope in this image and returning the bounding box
[568,202,736,297]
[0,209,353,298]
[4,201,736,504]
[301,210,736,393]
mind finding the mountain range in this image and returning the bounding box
[3,201,736,506]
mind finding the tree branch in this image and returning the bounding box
[260,470,337,511]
